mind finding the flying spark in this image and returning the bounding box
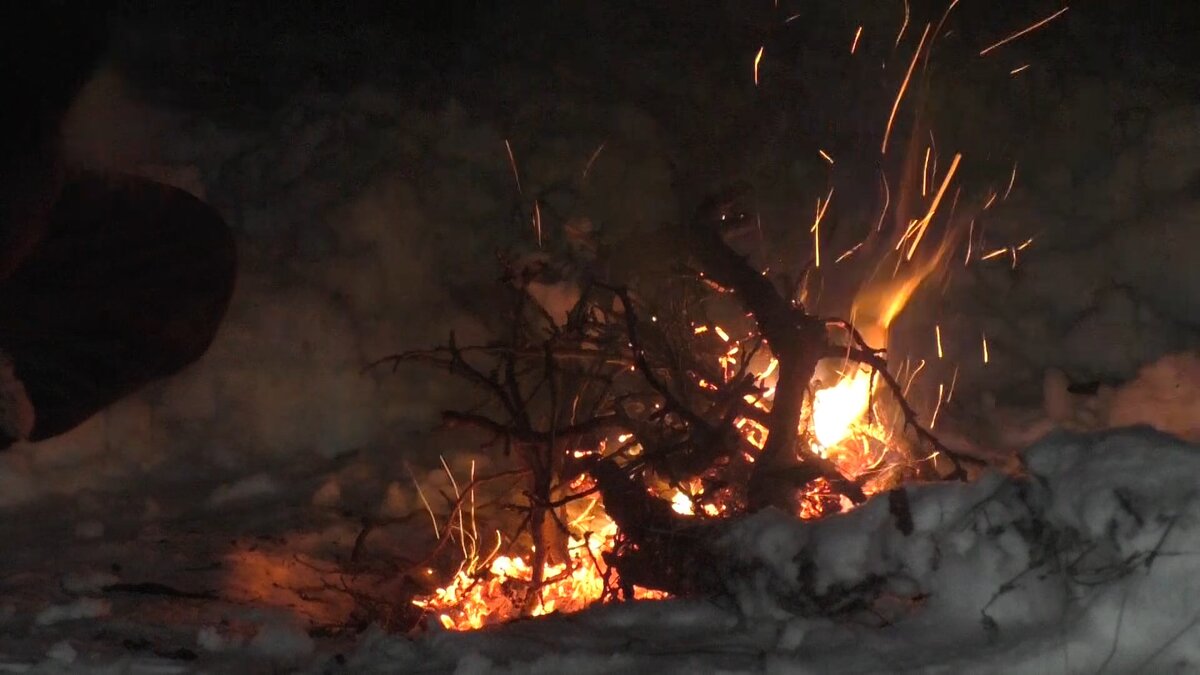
[982,333,990,364]
[933,0,960,40]
[851,26,863,54]
[964,219,975,266]
[818,149,835,164]
[533,200,543,248]
[754,45,765,86]
[925,0,961,66]
[921,145,931,196]
[504,140,522,195]
[836,241,865,263]
[895,0,910,47]
[903,359,927,398]
[1010,64,1031,76]
[935,324,943,358]
[903,152,961,260]
[930,143,939,187]
[1003,162,1018,199]
[877,171,891,231]
[882,24,930,154]
[979,6,1070,56]
[930,383,945,429]
[811,187,834,267]
[581,142,606,180]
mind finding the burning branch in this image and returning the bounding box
[683,185,864,510]
[382,185,989,625]
[821,318,984,480]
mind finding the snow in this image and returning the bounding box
[35,599,111,627]
[248,620,316,661]
[205,473,281,508]
[45,640,77,664]
[1108,352,1200,442]
[17,427,1200,672]
[328,427,1200,674]
[60,573,120,595]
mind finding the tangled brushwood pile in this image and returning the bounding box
[363,0,1078,633]
[374,184,986,630]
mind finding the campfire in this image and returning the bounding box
[390,197,990,630]
[374,1,1066,633]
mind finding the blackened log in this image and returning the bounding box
[589,457,724,597]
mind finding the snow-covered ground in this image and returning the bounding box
[4,426,1200,673]
[349,429,1200,675]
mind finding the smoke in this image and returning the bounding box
[0,59,682,505]
[4,3,1200,508]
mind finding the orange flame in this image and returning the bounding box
[812,367,874,448]
[413,504,667,631]
[851,234,955,348]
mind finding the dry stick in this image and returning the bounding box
[352,468,530,567]
[601,283,757,478]
[369,334,523,424]
[369,345,636,371]
[601,283,709,432]
[818,316,983,478]
[524,342,562,615]
[439,410,626,445]
[838,344,983,480]
[684,188,863,508]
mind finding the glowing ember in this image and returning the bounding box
[413,511,666,630]
[671,490,696,515]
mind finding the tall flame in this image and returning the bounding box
[852,227,958,348]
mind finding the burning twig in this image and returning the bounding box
[838,346,982,480]
[388,179,990,625]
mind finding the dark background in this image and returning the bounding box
[3,1,1199,465]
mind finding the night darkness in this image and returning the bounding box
[2,1,1200,671]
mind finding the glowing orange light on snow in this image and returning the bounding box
[414,500,667,631]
